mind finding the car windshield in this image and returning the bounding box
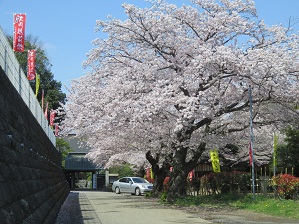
[132,177,148,183]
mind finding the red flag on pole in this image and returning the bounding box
[55,125,59,136]
[50,110,56,126]
[188,169,194,181]
[249,142,253,166]
[146,167,151,180]
[27,50,36,80]
[13,13,26,52]
[42,90,44,111]
[44,102,48,120]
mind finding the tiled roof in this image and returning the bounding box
[65,152,100,171]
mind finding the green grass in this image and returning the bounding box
[173,194,299,220]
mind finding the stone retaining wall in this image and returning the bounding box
[0,67,69,223]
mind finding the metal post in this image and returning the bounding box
[273,133,278,177]
[19,65,22,96]
[273,134,276,176]
[28,78,31,111]
[249,85,255,199]
[4,46,7,74]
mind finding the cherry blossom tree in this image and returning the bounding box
[63,0,299,201]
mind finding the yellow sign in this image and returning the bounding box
[210,149,221,173]
[35,74,40,97]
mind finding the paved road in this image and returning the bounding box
[56,191,211,224]
[56,191,299,224]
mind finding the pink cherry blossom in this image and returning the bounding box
[62,0,299,199]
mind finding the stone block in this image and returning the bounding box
[3,147,17,164]
[0,162,12,180]
[0,208,16,224]
[0,182,14,207]
[8,201,26,224]
[0,67,68,223]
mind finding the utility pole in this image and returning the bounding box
[249,85,255,199]
[273,133,278,176]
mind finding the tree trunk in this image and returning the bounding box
[167,169,189,203]
[166,142,206,203]
[153,165,168,194]
[146,151,171,196]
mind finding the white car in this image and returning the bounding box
[112,177,153,196]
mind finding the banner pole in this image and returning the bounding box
[249,85,255,199]
[273,133,277,176]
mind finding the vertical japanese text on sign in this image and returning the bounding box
[27,50,36,80]
[13,13,26,52]
[210,149,221,173]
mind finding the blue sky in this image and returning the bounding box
[1,1,299,93]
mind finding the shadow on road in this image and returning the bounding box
[55,192,84,224]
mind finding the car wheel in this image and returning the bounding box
[135,187,141,196]
[115,187,121,194]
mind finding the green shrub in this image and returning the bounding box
[272,174,299,199]
[200,171,251,194]
[160,190,168,202]
[108,164,134,178]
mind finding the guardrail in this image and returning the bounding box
[0,26,56,146]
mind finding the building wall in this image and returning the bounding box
[0,67,69,224]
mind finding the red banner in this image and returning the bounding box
[44,102,48,120]
[13,13,26,52]
[249,142,253,166]
[50,110,56,126]
[55,125,59,136]
[27,50,36,80]
[146,167,151,180]
[188,169,194,181]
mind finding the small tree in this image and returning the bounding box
[108,164,134,178]
[277,127,299,176]
[7,35,66,111]
[56,138,73,168]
